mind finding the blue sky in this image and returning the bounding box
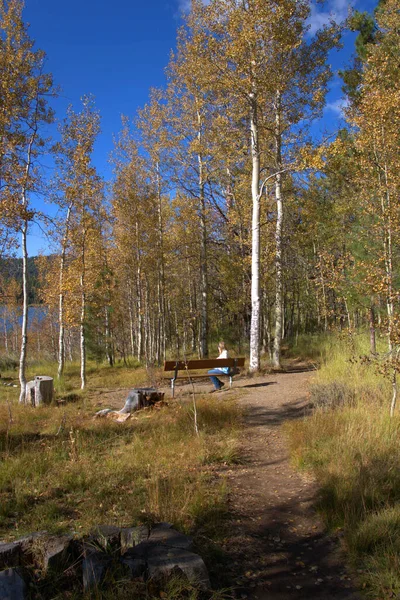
[22,0,376,255]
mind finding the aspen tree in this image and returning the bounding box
[345,0,400,413]
[183,0,337,370]
[55,97,102,390]
[0,0,55,402]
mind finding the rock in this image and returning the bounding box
[148,525,193,551]
[41,534,73,570]
[147,546,210,590]
[0,542,21,569]
[0,568,27,599]
[82,551,112,591]
[91,525,120,550]
[120,526,149,554]
[120,555,147,579]
[17,531,48,556]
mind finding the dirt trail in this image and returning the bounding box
[215,370,360,600]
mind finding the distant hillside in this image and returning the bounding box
[0,256,43,304]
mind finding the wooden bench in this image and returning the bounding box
[163,358,245,398]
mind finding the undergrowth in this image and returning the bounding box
[0,394,241,543]
[287,331,400,598]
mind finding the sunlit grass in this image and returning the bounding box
[0,393,242,541]
[0,357,153,403]
[287,331,400,598]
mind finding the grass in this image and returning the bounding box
[287,331,400,598]
[0,395,241,540]
[0,356,154,402]
[0,360,242,598]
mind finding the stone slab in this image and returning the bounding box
[0,543,21,569]
[120,526,149,553]
[147,546,210,590]
[0,568,27,600]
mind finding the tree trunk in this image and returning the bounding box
[58,203,72,380]
[80,230,87,390]
[369,301,376,355]
[18,219,29,403]
[80,275,86,390]
[249,96,261,372]
[197,106,208,359]
[273,91,283,369]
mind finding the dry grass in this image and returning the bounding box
[0,391,242,542]
[287,332,400,598]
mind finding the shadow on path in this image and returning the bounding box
[218,371,360,600]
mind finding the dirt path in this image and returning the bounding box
[215,370,360,600]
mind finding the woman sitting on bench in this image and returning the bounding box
[208,341,229,392]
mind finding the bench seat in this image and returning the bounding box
[163,358,245,397]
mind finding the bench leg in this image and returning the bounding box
[171,378,175,399]
[229,376,233,389]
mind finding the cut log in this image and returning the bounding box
[34,376,54,406]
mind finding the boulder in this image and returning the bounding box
[120,555,147,579]
[82,550,112,591]
[148,524,193,551]
[120,525,149,554]
[41,534,73,571]
[147,546,210,590]
[90,525,121,550]
[0,568,27,600]
[0,542,21,569]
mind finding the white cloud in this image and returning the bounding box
[307,0,352,34]
[325,97,349,116]
[177,0,210,15]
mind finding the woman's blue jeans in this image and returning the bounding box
[208,369,226,389]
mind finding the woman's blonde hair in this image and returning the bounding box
[218,341,227,351]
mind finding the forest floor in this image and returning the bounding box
[174,366,361,600]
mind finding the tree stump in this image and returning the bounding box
[34,376,54,406]
[25,381,36,406]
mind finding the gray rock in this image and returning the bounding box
[82,551,112,591]
[120,555,147,579]
[91,525,120,550]
[41,534,73,570]
[147,546,210,590]
[120,526,149,554]
[0,543,21,569]
[148,525,193,551]
[0,568,27,600]
[16,531,48,554]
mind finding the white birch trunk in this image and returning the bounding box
[18,123,37,403]
[249,96,261,372]
[57,203,72,380]
[80,277,86,390]
[273,91,283,369]
[197,106,208,359]
[80,231,87,391]
[18,219,29,403]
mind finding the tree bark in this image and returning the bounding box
[197,105,209,359]
[19,219,29,403]
[249,95,261,372]
[58,203,72,380]
[273,91,283,369]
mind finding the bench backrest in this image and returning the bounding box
[164,358,245,371]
